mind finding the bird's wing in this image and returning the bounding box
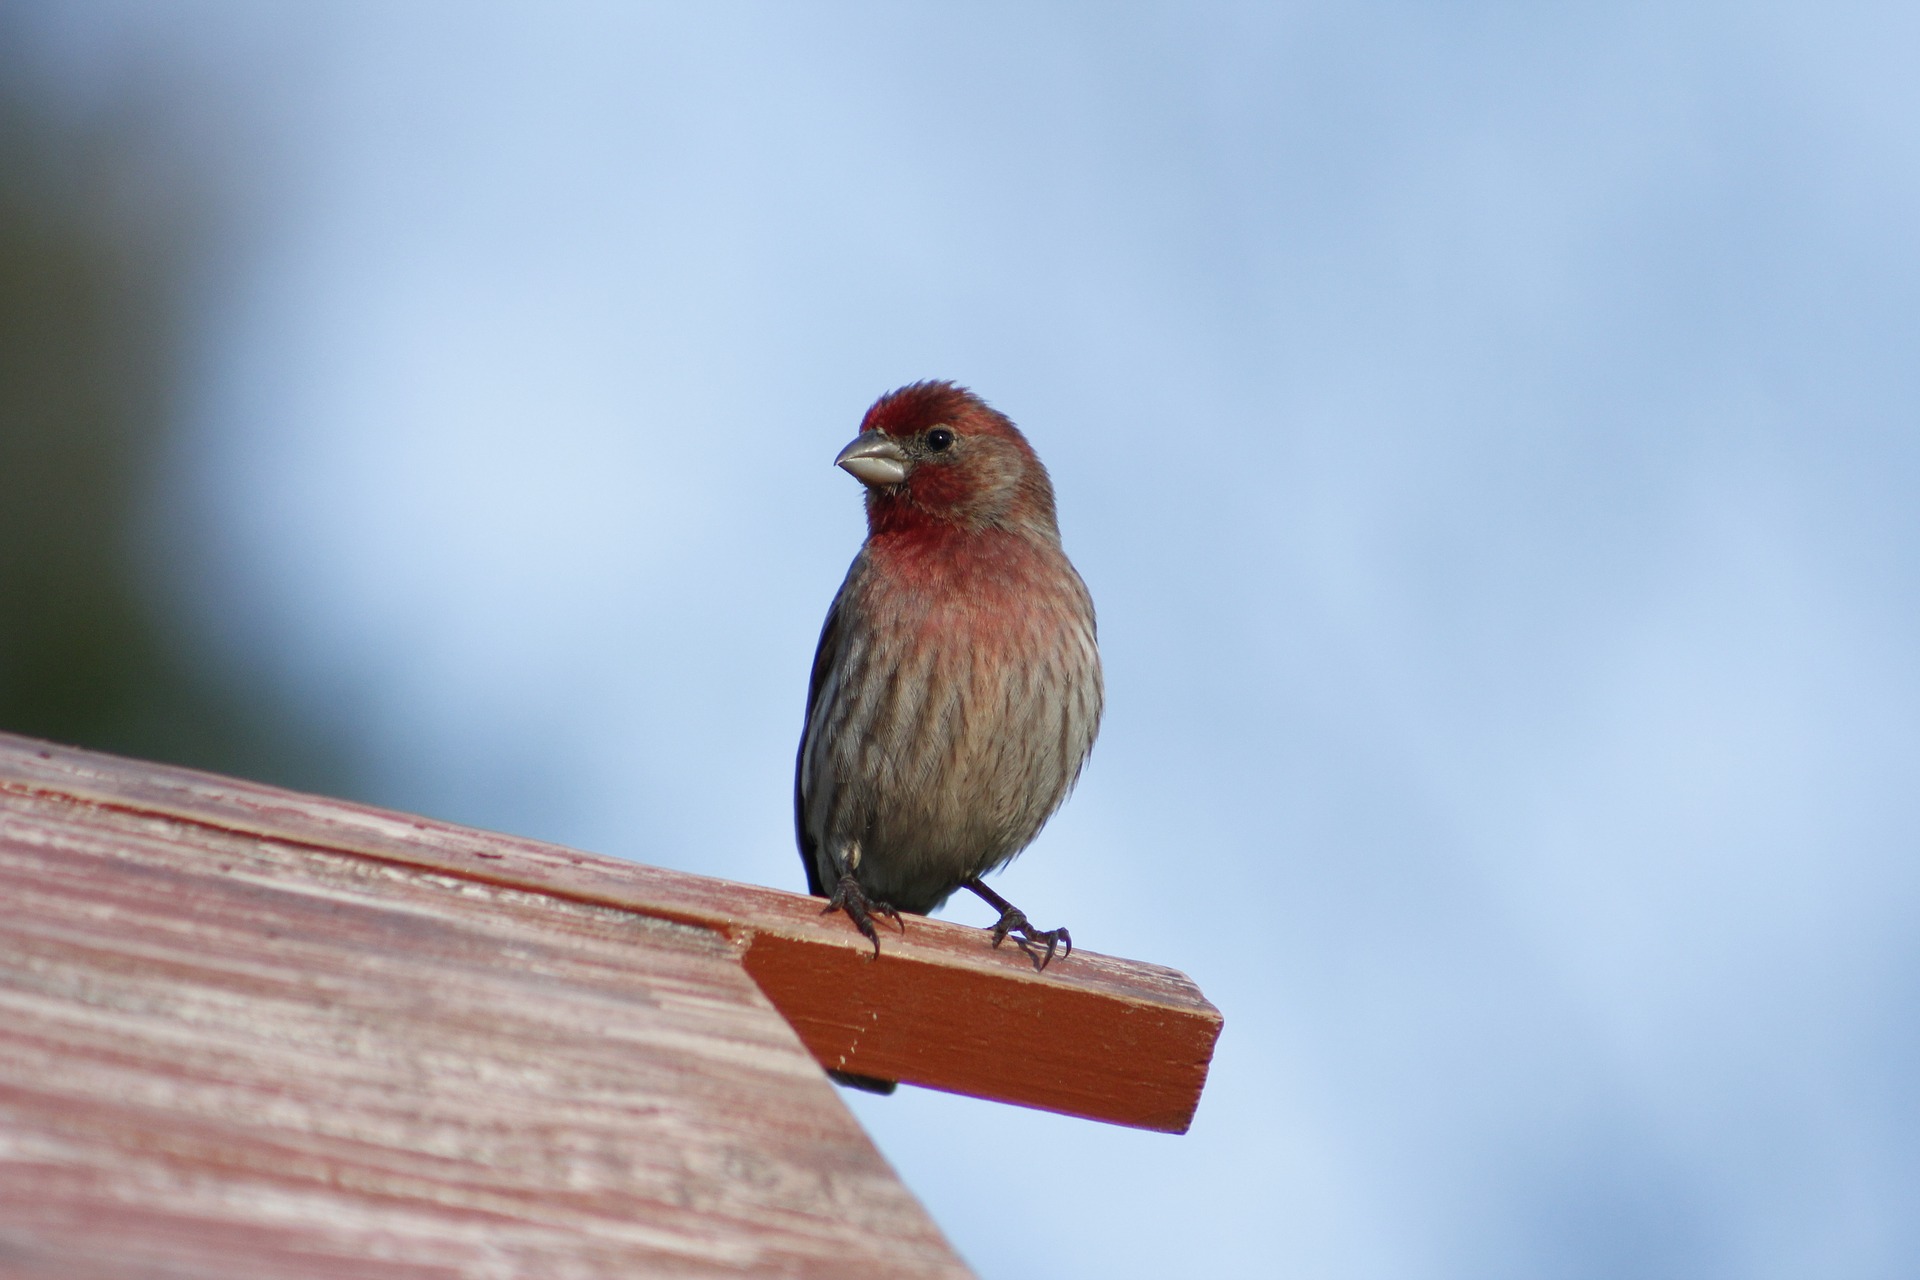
[793,559,858,898]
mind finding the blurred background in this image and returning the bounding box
[3,3,1916,1276]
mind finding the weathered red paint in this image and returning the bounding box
[0,731,1221,1272]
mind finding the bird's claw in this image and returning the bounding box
[823,873,904,957]
[989,907,1072,972]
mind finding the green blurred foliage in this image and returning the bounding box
[1,50,348,794]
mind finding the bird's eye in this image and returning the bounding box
[925,428,955,453]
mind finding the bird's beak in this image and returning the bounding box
[835,432,910,487]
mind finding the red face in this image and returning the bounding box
[838,382,1055,538]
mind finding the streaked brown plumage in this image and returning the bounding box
[796,381,1101,970]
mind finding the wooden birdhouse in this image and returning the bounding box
[0,732,1220,1277]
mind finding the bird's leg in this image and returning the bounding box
[822,841,903,957]
[962,879,1071,972]
[824,875,903,956]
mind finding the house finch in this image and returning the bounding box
[795,381,1102,972]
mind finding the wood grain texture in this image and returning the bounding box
[0,733,1222,1135]
[1,737,972,1278]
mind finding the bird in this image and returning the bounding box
[795,380,1102,973]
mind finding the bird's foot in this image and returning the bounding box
[987,907,1072,973]
[961,878,1072,972]
[823,873,904,957]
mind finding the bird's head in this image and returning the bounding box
[835,381,1059,540]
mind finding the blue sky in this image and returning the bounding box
[15,4,1920,1276]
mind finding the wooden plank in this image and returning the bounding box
[0,733,1221,1132]
[0,745,974,1277]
